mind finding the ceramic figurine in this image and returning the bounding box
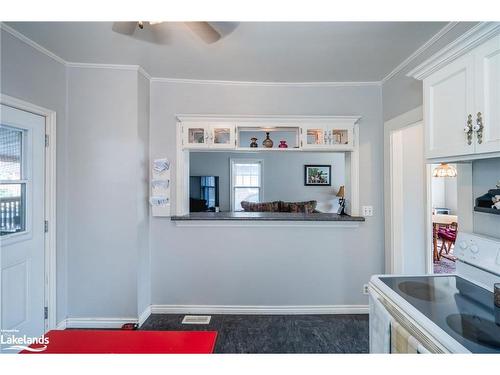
[250,137,258,148]
[278,140,288,148]
[262,132,274,148]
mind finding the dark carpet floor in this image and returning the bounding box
[140,314,369,353]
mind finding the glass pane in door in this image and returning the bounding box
[213,128,231,145]
[0,126,22,180]
[0,183,26,236]
[0,125,26,236]
[306,129,323,145]
[332,129,348,145]
[188,128,205,144]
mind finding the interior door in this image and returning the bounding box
[424,53,475,159]
[474,35,500,154]
[1,104,46,351]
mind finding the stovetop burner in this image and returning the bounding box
[446,314,500,350]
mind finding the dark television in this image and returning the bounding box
[190,176,219,212]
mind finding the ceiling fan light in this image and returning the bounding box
[432,163,457,178]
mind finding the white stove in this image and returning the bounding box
[369,232,500,353]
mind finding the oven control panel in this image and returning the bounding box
[456,232,500,276]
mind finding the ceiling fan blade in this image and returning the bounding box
[185,22,221,44]
[112,22,137,35]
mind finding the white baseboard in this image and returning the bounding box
[149,304,369,315]
[56,317,138,329]
[138,305,152,327]
[55,319,67,330]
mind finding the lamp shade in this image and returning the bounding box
[432,163,457,178]
[336,185,345,197]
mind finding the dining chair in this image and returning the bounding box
[438,222,458,258]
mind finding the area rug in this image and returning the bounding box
[433,257,456,274]
[20,330,217,354]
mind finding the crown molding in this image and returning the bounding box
[176,114,362,123]
[66,62,139,71]
[149,77,381,87]
[0,22,66,65]
[408,22,500,80]
[381,22,459,83]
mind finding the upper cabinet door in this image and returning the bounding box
[182,123,209,149]
[209,124,236,149]
[424,53,475,159]
[474,35,500,154]
[301,123,354,151]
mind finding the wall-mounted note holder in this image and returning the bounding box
[150,158,171,217]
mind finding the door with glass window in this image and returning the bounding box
[1,104,46,349]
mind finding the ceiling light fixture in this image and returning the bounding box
[432,163,457,178]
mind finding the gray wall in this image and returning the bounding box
[66,67,152,318]
[472,158,500,239]
[66,67,139,317]
[1,29,69,323]
[382,22,478,121]
[150,81,384,308]
[190,151,345,212]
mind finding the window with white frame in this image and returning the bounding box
[231,159,263,211]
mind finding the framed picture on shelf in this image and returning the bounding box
[304,165,331,186]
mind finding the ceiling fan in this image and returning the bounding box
[112,21,221,44]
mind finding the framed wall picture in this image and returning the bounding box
[304,165,331,186]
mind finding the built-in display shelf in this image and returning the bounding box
[474,207,500,215]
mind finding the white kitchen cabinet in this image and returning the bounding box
[423,53,475,159]
[301,123,354,151]
[208,123,236,149]
[474,35,500,154]
[182,123,235,150]
[411,26,500,161]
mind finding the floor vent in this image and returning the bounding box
[181,315,211,325]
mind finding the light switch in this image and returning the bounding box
[362,206,373,217]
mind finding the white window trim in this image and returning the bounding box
[0,94,57,332]
[230,158,264,212]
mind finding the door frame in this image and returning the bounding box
[384,106,430,274]
[0,94,57,331]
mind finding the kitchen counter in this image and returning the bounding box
[171,211,365,222]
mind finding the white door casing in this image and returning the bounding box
[1,104,45,346]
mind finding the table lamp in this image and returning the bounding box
[336,185,346,215]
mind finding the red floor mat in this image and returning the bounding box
[20,330,218,354]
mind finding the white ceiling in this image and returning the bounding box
[6,22,448,82]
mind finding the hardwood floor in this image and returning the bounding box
[140,314,369,353]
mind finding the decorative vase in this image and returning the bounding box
[278,140,288,148]
[262,132,273,148]
[250,137,258,148]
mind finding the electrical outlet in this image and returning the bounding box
[363,284,369,295]
[362,206,373,217]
